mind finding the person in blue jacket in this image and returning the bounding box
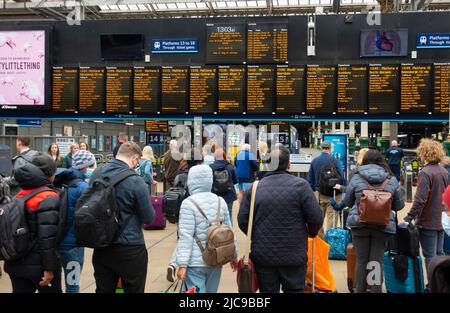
[234,144,258,203]
[53,149,96,293]
[385,140,404,182]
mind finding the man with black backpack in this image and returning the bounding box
[308,141,345,237]
[76,142,154,293]
[1,153,61,293]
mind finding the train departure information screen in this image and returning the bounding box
[133,67,160,114]
[106,67,132,113]
[434,63,450,114]
[206,24,246,64]
[247,65,275,114]
[276,65,305,113]
[79,67,105,113]
[145,120,168,133]
[400,64,432,113]
[52,67,78,112]
[161,67,188,113]
[247,23,288,64]
[190,66,217,114]
[218,66,245,114]
[306,65,336,113]
[337,65,367,114]
[368,65,399,114]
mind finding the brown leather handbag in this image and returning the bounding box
[359,178,393,226]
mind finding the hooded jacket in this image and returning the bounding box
[53,167,89,248]
[344,164,405,234]
[209,160,238,204]
[176,165,235,268]
[4,162,60,278]
[5,149,38,196]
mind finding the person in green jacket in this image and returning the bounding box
[61,143,79,169]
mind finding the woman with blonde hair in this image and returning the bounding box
[138,146,156,190]
[403,139,450,275]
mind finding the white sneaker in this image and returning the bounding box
[167,264,176,283]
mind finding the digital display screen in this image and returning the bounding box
[276,65,305,114]
[133,67,160,114]
[100,34,144,60]
[218,65,245,114]
[52,67,77,112]
[206,24,246,64]
[247,65,275,114]
[189,66,217,114]
[145,120,169,133]
[360,29,408,57]
[79,67,105,113]
[337,65,367,114]
[433,63,450,114]
[306,65,336,113]
[368,65,399,114]
[247,23,288,64]
[106,67,132,113]
[161,66,188,113]
[400,64,432,113]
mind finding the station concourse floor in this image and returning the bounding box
[0,182,415,293]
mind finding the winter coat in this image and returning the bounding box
[234,150,258,184]
[4,162,60,278]
[138,159,154,185]
[88,159,155,246]
[176,165,235,268]
[344,164,405,234]
[308,152,345,193]
[61,153,73,169]
[238,171,324,267]
[6,149,38,196]
[163,150,181,185]
[53,167,89,248]
[209,160,238,204]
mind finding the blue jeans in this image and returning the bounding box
[58,247,85,293]
[226,200,234,226]
[182,266,222,293]
[419,229,445,275]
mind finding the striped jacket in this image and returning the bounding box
[405,163,450,230]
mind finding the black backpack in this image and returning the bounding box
[0,177,11,204]
[0,187,51,261]
[319,162,342,197]
[73,170,137,249]
[213,168,232,194]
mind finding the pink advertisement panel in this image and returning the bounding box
[0,30,46,105]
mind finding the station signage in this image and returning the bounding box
[417,33,450,49]
[151,39,198,53]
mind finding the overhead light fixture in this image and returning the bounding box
[125,122,134,126]
[93,120,104,123]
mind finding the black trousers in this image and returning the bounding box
[10,268,62,293]
[254,264,307,293]
[93,244,148,293]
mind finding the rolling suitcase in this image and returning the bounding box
[383,251,425,293]
[325,191,352,260]
[143,195,166,230]
[346,243,356,293]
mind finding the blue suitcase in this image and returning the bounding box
[325,227,351,260]
[444,233,450,255]
[383,251,425,293]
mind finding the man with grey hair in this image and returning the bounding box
[163,139,181,190]
[385,140,404,182]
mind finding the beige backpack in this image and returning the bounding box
[187,196,236,266]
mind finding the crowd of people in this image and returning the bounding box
[0,134,450,293]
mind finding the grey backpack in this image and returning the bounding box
[187,197,235,266]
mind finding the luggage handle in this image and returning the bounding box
[332,189,345,230]
[311,237,315,292]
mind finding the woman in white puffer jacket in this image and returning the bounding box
[176,164,237,293]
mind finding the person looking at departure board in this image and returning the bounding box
[47,143,63,168]
[234,144,259,203]
[385,140,404,183]
[61,143,79,169]
[163,140,182,191]
[113,133,128,158]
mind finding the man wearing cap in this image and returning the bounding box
[308,141,345,237]
[53,149,96,293]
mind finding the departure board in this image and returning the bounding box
[145,120,168,133]
[52,67,78,112]
[247,65,275,114]
[161,66,188,113]
[206,24,246,64]
[218,66,246,114]
[400,64,432,113]
[247,23,288,64]
[306,65,336,113]
[189,66,217,114]
[276,65,305,114]
[106,67,132,113]
[79,67,105,113]
[433,63,450,114]
[368,65,399,114]
[133,67,160,114]
[337,65,367,114]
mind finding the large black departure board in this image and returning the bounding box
[79,67,105,113]
[368,65,399,114]
[247,23,288,64]
[218,66,245,114]
[206,24,246,64]
[52,67,78,112]
[247,65,275,114]
[161,66,188,113]
[106,67,132,113]
[306,65,336,113]
[133,67,160,114]
[337,65,367,114]
[400,64,432,114]
[276,65,305,114]
[190,66,217,114]
[433,63,450,114]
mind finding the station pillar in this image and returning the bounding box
[349,122,356,155]
[332,122,336,133]
[360,122,369,148]
[381,122,391,153]
[340,122,345,133]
